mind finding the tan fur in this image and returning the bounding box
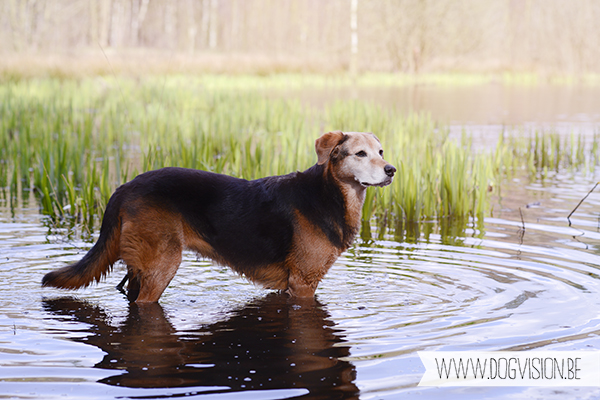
[119,206,184,302]
[315,131,345,165]
[241,263,289,291]
[285,211,343,297]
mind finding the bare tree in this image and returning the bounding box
[349,0,358,76]
[209,0,218,49]
[98,0,111,48]
[131,0,150,46]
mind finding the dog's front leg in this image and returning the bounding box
[285,273,318,298]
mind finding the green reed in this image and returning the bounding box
[1,77,598,240]
[494,128,600,180]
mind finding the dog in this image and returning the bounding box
[42,131,396,302]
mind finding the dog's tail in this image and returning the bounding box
[42,193,122,290]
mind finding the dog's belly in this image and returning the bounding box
[183,225,291,290]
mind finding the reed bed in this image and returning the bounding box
[1,77,598,240]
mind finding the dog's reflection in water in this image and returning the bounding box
[43,294,358,398]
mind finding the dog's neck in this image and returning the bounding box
[323,163,367,234]
[299,162,366,250]
[340,182,367,230]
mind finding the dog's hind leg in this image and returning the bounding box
[116,274,129,293]
[128,248,182,303]
[122,242,182,303]
[119,210,184,303]
[126,271,140,302]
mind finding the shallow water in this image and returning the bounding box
[290,82,600,132]
[1,169,600,399]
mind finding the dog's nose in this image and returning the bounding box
[384,164,396,177]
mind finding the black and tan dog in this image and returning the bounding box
[42,131,395,302]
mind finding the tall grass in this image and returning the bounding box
[1,77,598,241]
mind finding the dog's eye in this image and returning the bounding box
[379,149,384,157]
[355,151,367,157]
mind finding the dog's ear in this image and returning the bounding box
[315,131,345,165]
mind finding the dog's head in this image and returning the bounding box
[315,131,396,187]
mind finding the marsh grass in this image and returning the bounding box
[493,128,600,180]
[1,76,598,241]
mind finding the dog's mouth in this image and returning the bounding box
[359,176,394,187]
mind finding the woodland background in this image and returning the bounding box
[2,0,600,76]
